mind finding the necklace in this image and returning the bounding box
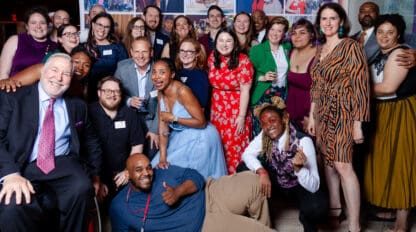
[45,44,50,55]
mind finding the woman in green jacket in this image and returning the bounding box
[249,16,291,135]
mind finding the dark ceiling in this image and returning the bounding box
[0,0,80,25]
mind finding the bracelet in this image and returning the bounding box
[257,170,268,175]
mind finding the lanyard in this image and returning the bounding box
[125,187,151,232]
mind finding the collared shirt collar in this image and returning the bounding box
[134,62,152,75]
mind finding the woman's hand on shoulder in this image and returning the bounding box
[0,79,21,92]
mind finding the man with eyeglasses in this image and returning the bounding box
[88,76,144,227]
[115,37,159,161]
[0,53,102,232]
[50,9,70,43]
[142,5,169,60]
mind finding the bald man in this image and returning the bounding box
[252,10,268,44]
[351,1,415,66]
[110,153,276,232]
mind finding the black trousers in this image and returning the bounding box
[0,156,94,232]
[275,184,328,232]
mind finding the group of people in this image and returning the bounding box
[0,1,415,232]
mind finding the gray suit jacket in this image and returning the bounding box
[352,30,379,64]
[114,58,158,134]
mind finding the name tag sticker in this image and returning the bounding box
[156,39,164,45]
[150,90,158,98]
[103,49,113,56]
[114,121,126,129]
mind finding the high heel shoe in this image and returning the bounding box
[328,207,346,224]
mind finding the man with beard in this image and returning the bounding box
[142,5,169,60]
[110,153,276,231]
[49,9,70,43]
[88,76,144,203]
[351,1,415,66]
[351,1,380,64]
[115,37,159,160]
[252,9,268,44]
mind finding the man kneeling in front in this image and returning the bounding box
[110,153,276,231]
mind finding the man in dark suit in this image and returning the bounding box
[350,1,380,64]
[143,5,169,60]
[351,1,416,66]
[0,53,102,232]
[115,37,159,160]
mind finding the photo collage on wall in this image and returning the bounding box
[80,0,348,36]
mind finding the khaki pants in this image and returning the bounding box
[202,171,276,232]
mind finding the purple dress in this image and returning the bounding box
[286,57,314,129]
[10,33,57,76]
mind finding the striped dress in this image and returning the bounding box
[310,38,370,166]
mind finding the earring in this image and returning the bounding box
[338,25,343,36]
[319,27,323,35]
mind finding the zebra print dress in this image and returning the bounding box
[311,38,370,166]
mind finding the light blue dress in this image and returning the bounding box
[151,99,227,179]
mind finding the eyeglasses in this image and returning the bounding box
[179,49,196,55]
[94,22,111,30]
[62,32,80,38]
[100,89,121,96]
[131,25,146,31]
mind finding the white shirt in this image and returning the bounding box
[242,130,320,193]
[126,64,152,106]
[135,63,151,98]
[271,45,288,88]
[257,28,266,43]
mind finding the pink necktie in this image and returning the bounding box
[37,98,56,174]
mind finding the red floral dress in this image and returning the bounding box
[208,53,254,174]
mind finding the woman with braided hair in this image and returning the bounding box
[242,96,328,232]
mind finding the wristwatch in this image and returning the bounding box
[173,115,178,124]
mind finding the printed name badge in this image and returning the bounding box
[156,38,164,45]
[114,121,126,129]
[150,90,158,98]
[103,49,113,56]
